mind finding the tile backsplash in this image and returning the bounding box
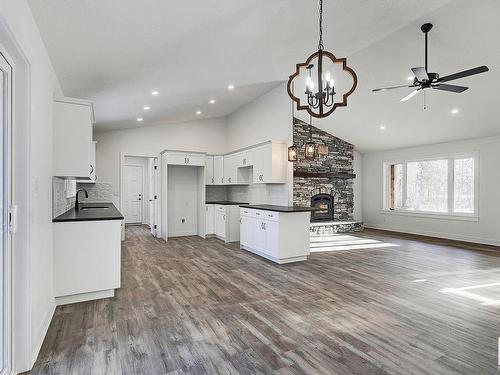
[53,177,114,218]
[206,183,289,205]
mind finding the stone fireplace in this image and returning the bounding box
[292,117,355,222]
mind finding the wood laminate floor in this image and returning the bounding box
[26,226,500,374]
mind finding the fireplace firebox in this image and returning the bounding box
[310,193,334,222]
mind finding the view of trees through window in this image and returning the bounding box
[388,157,475,214]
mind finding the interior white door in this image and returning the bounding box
[124,165,143,223]
[0,53,12,375]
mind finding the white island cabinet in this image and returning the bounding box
[240,205,315,264]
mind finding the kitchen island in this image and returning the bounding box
[239,204,318,264]
[53,202,123,305]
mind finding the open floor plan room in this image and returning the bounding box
[1,0,499,374]
[29,226,500,374]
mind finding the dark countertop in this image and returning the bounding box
[239,204,319,213]
[53,202,124,222]
[206,201,249,205]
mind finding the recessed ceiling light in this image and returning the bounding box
[209,99,216,104]
[143,106,150,110]
[137,118,143,122]
[151,91,159,96]
[227,84,235,90]
[380,125,386,130]
[451,108,459,114]
[196,110,202,115]
[407,76,414,81]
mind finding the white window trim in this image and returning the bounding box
[381,151,479,220]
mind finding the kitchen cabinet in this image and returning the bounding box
[53,96,95,179]
[205,155,214,185]
[215,209,226,238]
[235,149,254,168]
[53,219,122,305]
[213,155,224,185]
[223,154,238,184]
[205,204,215,235]
[253,142,287,184]
[240,207,311,264]
[166,151,205,166]
[214,204,240,242]
[77,141,97,183]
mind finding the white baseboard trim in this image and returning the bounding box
[55,289,114,306]
[168,230,198,237]
[30,301,56,368]
[364,223,500,246]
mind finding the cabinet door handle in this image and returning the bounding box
[228,177,231,183]
[90,164,94,174]
[243,158,246,165]
[212,177,214,184]
[239,218,242,224]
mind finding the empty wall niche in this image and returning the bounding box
[166,165,205,237]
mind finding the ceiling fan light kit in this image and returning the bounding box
[372,23,489,106]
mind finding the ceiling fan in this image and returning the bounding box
[372,23,489,102]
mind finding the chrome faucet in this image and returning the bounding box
[75,189,88,210]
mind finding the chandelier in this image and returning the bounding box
[287,0,357,118]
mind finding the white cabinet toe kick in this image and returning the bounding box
[239,206,313,264]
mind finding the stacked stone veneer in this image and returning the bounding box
[292,117,354,221]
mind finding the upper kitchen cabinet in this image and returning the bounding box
[165,151,205,166]
[253,142,287,184]
[76,141,97,183]
[213,155,224,185]
[205,155,215,185]
[53,96,95,179]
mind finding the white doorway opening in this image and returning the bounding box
[123,164,144,224]
[120,154,159,236]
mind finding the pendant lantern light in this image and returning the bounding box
[304,116,316,160]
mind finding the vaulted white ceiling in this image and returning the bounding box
[28,0,499,152]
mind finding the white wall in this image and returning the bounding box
[362,135,500,245]
[353,150,363,221]
[167,166,199,236]
[226,83,292,205]
[95,117,227,208]
[0,0,63,371]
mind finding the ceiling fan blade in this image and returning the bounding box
[412,67,429,82]
[432,84,468,93]
[438,66,489,83]
[372,84,415,92]
[400,89,421,102]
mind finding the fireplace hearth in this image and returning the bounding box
[310,193,334,222]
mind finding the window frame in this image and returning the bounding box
[381,151,479,221]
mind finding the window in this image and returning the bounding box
[385,154,477,217]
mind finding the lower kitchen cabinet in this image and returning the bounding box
[205,204,215,234]
[240,207,310,264]
[53,219,122,305]
[206,204,240,242]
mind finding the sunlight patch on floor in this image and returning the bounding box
[440,282,500,306]
[310,234,399,252]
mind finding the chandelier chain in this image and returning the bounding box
[318,0,324,50]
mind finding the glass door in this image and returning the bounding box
[0,52,12,375]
